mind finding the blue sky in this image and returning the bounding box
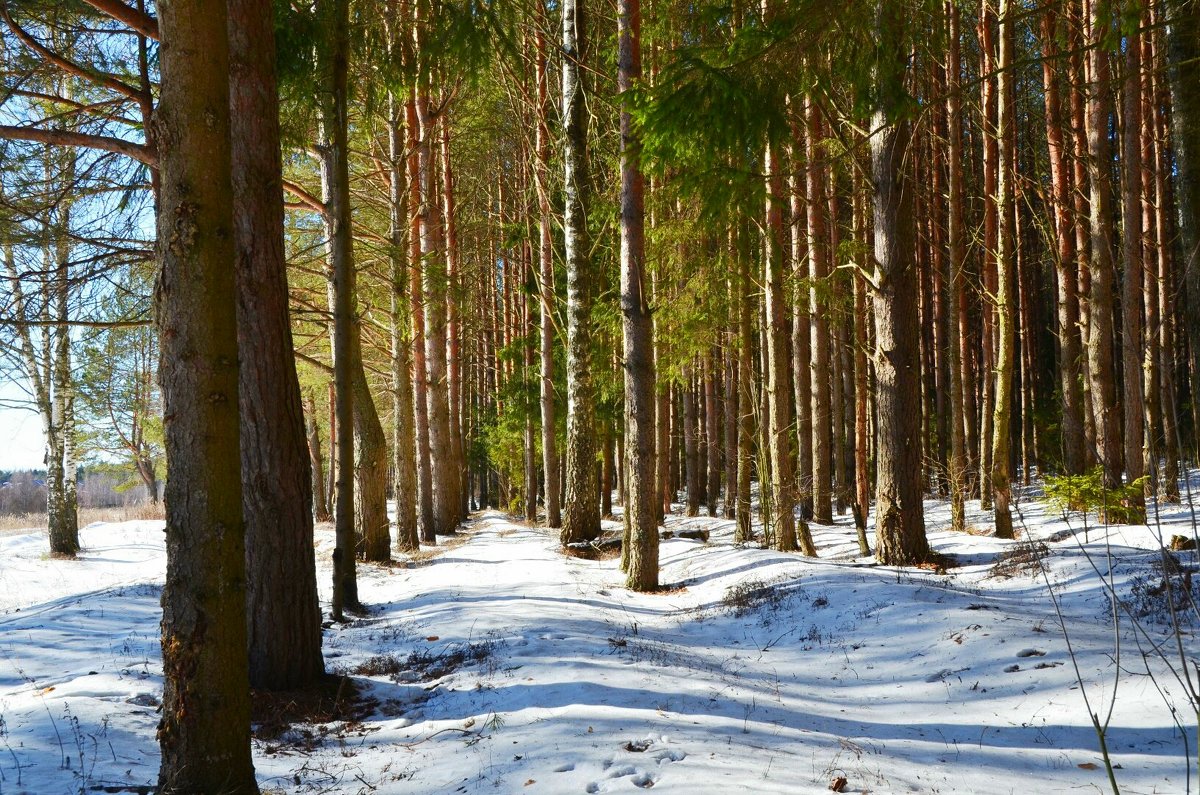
[0,380,45,470]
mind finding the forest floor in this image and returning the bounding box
[1,482,1198,794]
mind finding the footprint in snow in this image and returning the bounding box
[632,772,655,788]
[655,749,686,764]
[1016,648,1046,658]
[555,763,576,773]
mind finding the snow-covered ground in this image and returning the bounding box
[1,483,1197,794]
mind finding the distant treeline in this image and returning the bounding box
[0,468,153,515]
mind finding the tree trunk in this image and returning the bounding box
[534,9,561,528]
[441,124,466,519]
[765,137,815,555]
[387,82,419,552]
[723,331,737,519]
[807,99,833,525]
[704,349,720,516]
[871,3,930,566]
[991,0,1016,540]
[789,129,813,520]
[1084,0,1123,492]
[560,0,600,544]
[945,0,968,531]
[683,362,700,516]
[229,0,324,689]
[736,223,755,543]
[618,0,657,589]
[978,2,997,510]
[153,1,256,788]
[1040,0,1086,475]
[306,392,331,523]
[852,187,872,555]
[47,204,79,558]
[319,0,360,619]
[1120,16,1147,517]
[407,94,436,543]
[416,90,456,537]
[1165,0,1200,457]
[1152,27,1182,500]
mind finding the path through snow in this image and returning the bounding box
[0,491,1195,794]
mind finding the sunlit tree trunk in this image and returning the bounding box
[1119,15,1147,517]
[871,2,929,565]
[230,0,324,686]
[1083,0,1123,492]
[319,0,360,618]
[1165,0,1200,456]
[1040,0,1086,476]
[533,8,561,528]
[154,1,256,788]
[560,0,601,544]
[990,0,1016,540]
[807,98,833,525]
[945,0,968,531]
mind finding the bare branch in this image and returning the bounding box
[0,124,155,166]
[78,0,159,40]
[1,7,145,103]
[282,179,328,217]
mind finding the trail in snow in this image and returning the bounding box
[0,485,1196,794]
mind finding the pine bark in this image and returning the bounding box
[534,11,561,528]
[1120,17,1147,516]
[945,0,968,531]
[388,84,419,552]
[416,90,456,536]
[560,0,601,544]
[871,3,930,565]
[807,98,833,525]
[765,138,815,555]
[991,0,1016,540]
[619,0,657,586]
[704,349,720,516]
[1165,0,1200,457]
[407,94,436,542]
[320,0,360,618]
[735,224,755,543]
[305,392,331,523]
[229,0,324,687]
[1040,1,1086,475]
[1083,0,1123,491]
[153,1,257,788]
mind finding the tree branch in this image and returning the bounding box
[0,124,155,166]
[78,0,159,40]
[282,179,328,217]
[1,8,145,103]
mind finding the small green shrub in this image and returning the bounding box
[1043,467,1147,525]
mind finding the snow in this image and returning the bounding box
[0,486,1197,794]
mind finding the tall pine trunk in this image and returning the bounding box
[945,0,968,531]
[320,0,360,618]
[229,0,324,687]
[871,3,930,565]
[618,8,660,586]
[154,1,256,788]
[991,0,1016,540]
[560,0,601,544]
[1084,0,1123,492]
[534,12,561,528]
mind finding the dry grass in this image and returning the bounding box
[0,503,164,535]
[405,533,470,565]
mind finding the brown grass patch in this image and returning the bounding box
[989,539,1050,579]
[251,674,373,743]
[0,504,165,535]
